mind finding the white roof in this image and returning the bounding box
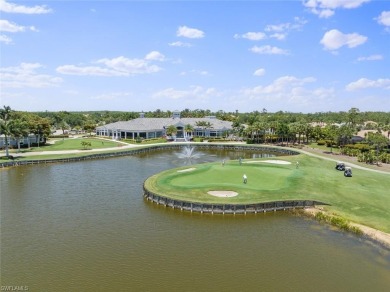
[96,117,232,132]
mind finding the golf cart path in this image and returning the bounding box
[297,148,390,175]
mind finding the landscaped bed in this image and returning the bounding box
[145,154,390,233]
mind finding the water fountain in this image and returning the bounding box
[176,145,202,163]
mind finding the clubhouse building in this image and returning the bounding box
[95,112,233,141]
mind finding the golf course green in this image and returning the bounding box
[145,153,390,233]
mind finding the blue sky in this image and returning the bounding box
[1,0,389,113]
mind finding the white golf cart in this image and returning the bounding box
[344,167,352,177]
[335,161,345,171]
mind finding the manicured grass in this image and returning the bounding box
[29,137,120,151]
[145,154,390,233]
[307,142,341,154]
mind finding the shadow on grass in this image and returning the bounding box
[0,155,27,161]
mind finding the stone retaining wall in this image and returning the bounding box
[143,187,326,214]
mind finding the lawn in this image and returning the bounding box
[145,154,390,233]
[29,137,121,151]
[307,142,341,154]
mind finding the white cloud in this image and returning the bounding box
[56,65,124,77]
[0,33,12,44]
[270,33,286,40]
[236,17,306,42]
[317,9,335,18]
[0,19,38,44]
[153,86,217,101]
[145,51,165,61]
[153,88,189,100]
[180,69,209,76]
[169,41,192,47]
[0,0,52,14]
[177,25,204,39]
[97,56,161,74]
[240,75,332,110]
[346,78,390,91]
[90,92,133,101]
[253,68,265,76]
[64,90,79,95]
[234,32,266,41]
[57,55,162,76]
[320,29,367,51]
[357,54,383,61]
[376,11,390,26]
[265,17,307,33]
[0,19,37,32]
[244,76,316,95]
[0,63,62,88]
[250,45,289,55]
[265,23,290,33]
[303,0,370,18]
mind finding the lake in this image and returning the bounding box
[1,148,389,291]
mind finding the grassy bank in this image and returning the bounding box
[30,137,120,151]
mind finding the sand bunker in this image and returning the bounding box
[245,160,291,165]
[177,168,196,173]
[207,191,238,197]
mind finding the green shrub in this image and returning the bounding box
[48,135,69,139]
[208,138,230,143]
[325,140,334,147]
[317,140,326,146]
[314,212,362,235]
[348,225,363,235]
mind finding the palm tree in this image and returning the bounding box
[296,121,306,144]
[380,124,390,140]
[166,125,177,137]
[232,120,244,139]
[303,123,313,144]
[347,107,361,129]
[261,121,270,143]
[243,125,253,142]
[254,120,269,144]
[276,122,289,145]
[195,121,212,137]
[288,123,299,144]
[9,119,29,152]
[0,106,13,157]
[339,124,355,146]
[252,121,262,143]
[184,124,194,140]
[311,125,325,142]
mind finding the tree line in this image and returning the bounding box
[1,106,389,163]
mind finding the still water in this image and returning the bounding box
[1,148,390,291]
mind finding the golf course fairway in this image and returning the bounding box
[144,153,390,233]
